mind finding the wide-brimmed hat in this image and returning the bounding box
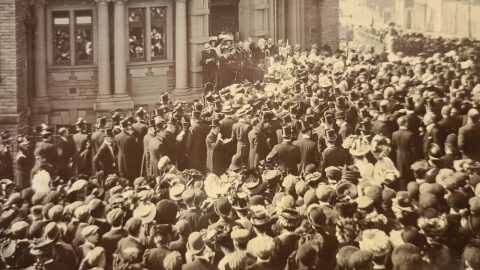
[243,175,264,195]
[262,170,282,184]
[187,232,205,255]
[250,209,271,226]
[349,138,371,157]
[336,181,358,199]
[133,202,157,224]
[169,183,186,201]
[29,238,54,256]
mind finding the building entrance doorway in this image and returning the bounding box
[209,0,239,36]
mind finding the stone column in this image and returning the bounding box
[175,0,188,92]
[113,0,128,96]
[95,0,111,97]
[34,0,47,99]
[277,0,286,40]
[186,0,209,98]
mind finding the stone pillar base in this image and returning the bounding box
[173,87,203,102]
[32,97,51,112]
[94,94,134,111]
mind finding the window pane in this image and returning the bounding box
[128,8,145,60]
[151,7,166,58]
[53,11,71,64]
[75,10,93,63]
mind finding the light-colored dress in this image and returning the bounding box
[373,157,400,186]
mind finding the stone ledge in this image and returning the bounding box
[94,95,135,111]
[0,106,30,124]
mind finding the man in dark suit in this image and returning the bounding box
[219,105,237,172]
[248,118,269,169]
[206,118,231,175]
[437,105,462,148]
[201,42,218,84]
[131,107,148,177]
[144,224,173,270]
[147,121,168,177]
[232,109,251,165]
[371,101,394,139]
[93,128,117,176]
[458,109,480,161]
[335,111,354,142]
[293,120,318,174]
[91,116,107,154]
[72,118,89,175]
[392,116,417,190]
[114,120,138,182]
[100,208,127,270]
[266,126,301,175]
[33,125,58,178]
[320,129,352,173]
[141,119,157,177]
[186,111,210,173]
[56,127,75,181]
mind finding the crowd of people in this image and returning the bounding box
[2,30,480,270]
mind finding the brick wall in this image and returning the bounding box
[303,0,320,49]
[320,0,340,49]
[0,0,30,181]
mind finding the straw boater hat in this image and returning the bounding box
[133,202,157,224]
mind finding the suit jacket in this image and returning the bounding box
[293,137,317,174]
[178,208,208,232]
[266,142,301,175]
[248,127,270,169]
[141,132,155,177]
[406,111,422,136]
[114,131,137,181]
[246,261,281,270]
[73,132,88,154]
[320,146,352,172]
[232,120,251,160]
[220,116,237,171]
[144,246,171,270]
[206,130,225,175]
[93,142,117,176]
[132,121,148,175]
[100,228,128,269]
[147,135,167,177]
[392,128,416,188]
[34,140,57,166]
[371,118,394,139]
[55,136,75,180]
[337,123,354,141]
[186,121,210,172]
[437,116,462,146]
[182,258,216,270]
[91,130,105,154]
[458,122,480,161]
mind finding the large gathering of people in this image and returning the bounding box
[2,29,480,270]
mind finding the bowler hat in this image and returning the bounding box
[214,197,231,218]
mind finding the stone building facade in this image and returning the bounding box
[0,0,339,134]
[395,0,480,38]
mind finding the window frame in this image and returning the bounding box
[46,5,97,68]
[127,7,147,62]
[74,10,95,65]
[126,1,173,64]
[52,11,72,66]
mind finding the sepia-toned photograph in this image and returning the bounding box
[1,0,480,269]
